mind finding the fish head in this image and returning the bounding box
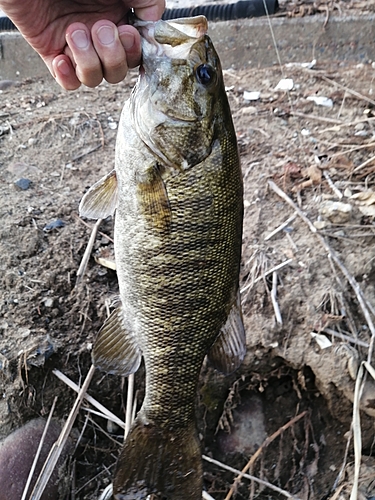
[131,16,225,170]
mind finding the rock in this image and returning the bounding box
[43,219,65,232]
[14,178,31,191]
[319,200,352,224]
[0,418,72,500]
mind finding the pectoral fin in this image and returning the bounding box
[137,165,171,232]
[79,170,118,219]
[93,301,141,376]
[208,291,246,374]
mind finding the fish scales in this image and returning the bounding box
[79,15,245,500]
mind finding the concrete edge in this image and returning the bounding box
[1,14,375,81]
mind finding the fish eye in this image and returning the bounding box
[195,64,216,86]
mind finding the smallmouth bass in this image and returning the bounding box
[80,15,245,500]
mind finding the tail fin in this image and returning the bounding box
[113,413,202,500]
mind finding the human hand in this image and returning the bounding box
[0,0,165,90]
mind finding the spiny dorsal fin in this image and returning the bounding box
[93,301,141,376]
[79,170,118,219]
[208,291,246,374]
[137,165,171,232]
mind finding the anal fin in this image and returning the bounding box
[208,291,246,374]
[93,301,141,376]
[79,170,118,219]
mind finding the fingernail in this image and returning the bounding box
[71,29,89,49]
[97,25,115,46]
[120,31,135,51]
[56,59,70,76]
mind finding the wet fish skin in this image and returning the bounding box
[79,15,245,500]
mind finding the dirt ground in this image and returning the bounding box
[1,8,375,500]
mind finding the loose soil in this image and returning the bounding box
[1,25,375,500]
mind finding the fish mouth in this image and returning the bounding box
[133,16,208,60]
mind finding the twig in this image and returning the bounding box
[76,218,103,285]
[202,455,301,500]
[271,271,283,325]
[285,232,298,252]
[322,328,369,348]
[268,180,317,233]
[319,116,375,134]
[329,141,375,159]
[72,143,102,161]
[73,213,114,243]
[319,74,375,108]
[323,170,343,199]
[52,368,125,430]
[290,111,343,125]
[224,411,307,500]
[264,213,297,241]
[30,365,95,500]
[332,426,352,492]
[352,154,375,174]
[21,397,57,500]
[326,249,375,361]
[240,258,293,294]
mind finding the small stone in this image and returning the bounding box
[43,298,54,308]
[43,219,65,231]
[313,220,328,230]
[320,201,352,224]
[14,178,31,190]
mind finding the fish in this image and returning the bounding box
[79,15,245,500]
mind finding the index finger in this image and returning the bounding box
[131,0,165,21]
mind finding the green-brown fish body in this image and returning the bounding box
[80,16,245,500]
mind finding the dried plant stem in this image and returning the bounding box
[203,455,301,500]
[329,141,375,159]
[271,271,283,325]
[52,368,125,430]
[290,111,343,125]
[73,213,114,243]
[322,328,369,348]
[21,397,58,500]
[352,153,375,174]
[224,411,307,500]
[125,373,135,439]
[240,258,293,294]
[76,218,103,284]
[264,213,297,241]
[30,365,95,500]
[268,181,317,234]
[319,74,375,108]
